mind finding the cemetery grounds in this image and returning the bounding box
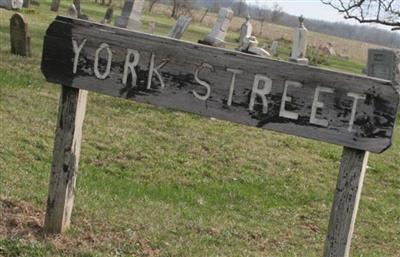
[0,0,399,256]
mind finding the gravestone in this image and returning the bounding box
[148,22,156,34]
[168,16,191,39]
[50,0,60,11]
[238,36,270,57]
[22,0,29,8]
[290,16,308,65]
[67,4,78,18]
[101,6,113,24]
[0,0,23,9]
[238,15,252,47]
[198,8,233,47]
[10,13,31,57]
[367,49,397,82]
[115,0,144,30]
[270,40,278,56]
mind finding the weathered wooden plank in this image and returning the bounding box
[323,147,369,257]
[41,16,399,153]
[44,86,88,233]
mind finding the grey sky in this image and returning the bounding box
[248,0,364,24]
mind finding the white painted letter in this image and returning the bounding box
[310,86,334,127]
[279,80,302,120]
[94,43,112,80]
[226,68,243,106]
[147,54,168,90]
[347,92,366,132]
[193,63,213,101]
[249,74,272,114]
[123,49,140,87]
[72,38,87,74]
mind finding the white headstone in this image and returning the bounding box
[199,8,233,47]
[238,36,271,58]
[270,40,278,56]
[115,0,144,30]
[168,16,192,39]
[0,0,23,9]
[290,16,309,65]
[67,4,78,18]
[239,15,252,47]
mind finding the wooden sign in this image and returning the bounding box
[42,17,398,153]
[40,17,399,257]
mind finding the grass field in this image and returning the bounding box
[0,1,400,257]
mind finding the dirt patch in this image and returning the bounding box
[0,197,160,256]
[0,197,43,240]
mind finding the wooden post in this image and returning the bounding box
[323,147,369,257]
[44,86,88,233]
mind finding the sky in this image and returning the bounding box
[247,0,373,26]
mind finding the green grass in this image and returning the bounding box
[1,1,399,256]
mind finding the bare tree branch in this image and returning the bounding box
[321,0,400,28]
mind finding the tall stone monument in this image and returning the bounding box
[290,16,308,64]
[239,15,252,47]
[10,13,31,57]
[115,0,144,30]
[168,16,192,39]
[198,8,233,47]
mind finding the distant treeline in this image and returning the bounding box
[157,0,400,48]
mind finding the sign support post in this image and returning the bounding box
[44,86,88,233]
[323,147,369,257]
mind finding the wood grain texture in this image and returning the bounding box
[41,16,399,153]
[44,86,88,233]
[323,147,369,257]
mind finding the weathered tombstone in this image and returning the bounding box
[148,21,156,34]
[290,16,309,65]
[367,49,398,82]
[22,0,29,8]
[270,40,278,56]
[0,0,23,9]
[101,5,113,24]
[115,0,144,30]
[50,0,60,12]
[168,16,191,39]
[10,13,31,57]
[238,15,252,47]
[198,8,233,47]
[238,36,270,57]
[67,4,78,18]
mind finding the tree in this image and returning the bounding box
[232,0,248,17]
[270,2,283,23]
[321,0,400,30]
[148,0,160,13]
[171,0,193,19]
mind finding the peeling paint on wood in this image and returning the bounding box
[41,16,399,153]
